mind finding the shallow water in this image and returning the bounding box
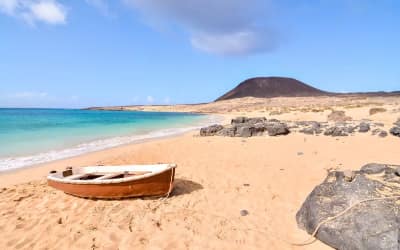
[0,108,214,171]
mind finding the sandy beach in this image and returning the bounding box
[2,0,400,247]
[0,96,399,250]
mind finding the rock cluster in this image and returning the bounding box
[295,120,391,137]
[200,117,290,137]
[200,117,395,138]
[296,163,400,250]
[323,124,355,136]
[297,121,323,135]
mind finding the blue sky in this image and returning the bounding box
[0,0,399,108]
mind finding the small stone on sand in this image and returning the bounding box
[240,210,249,216]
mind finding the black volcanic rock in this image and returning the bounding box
[358,122,370,133]
[390,126,400,137]
[215,77,328,101]
[297,163,400,250]
[200,124,223,136]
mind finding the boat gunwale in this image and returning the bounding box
[47,163,176,185]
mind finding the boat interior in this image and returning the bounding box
[61,170,152,181]
[49,164,175,182]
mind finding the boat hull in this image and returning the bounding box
[48,168,175,199]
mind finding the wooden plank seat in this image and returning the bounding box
[94,173,124,180]
[65,173,91,180]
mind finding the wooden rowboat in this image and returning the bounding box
[47,163,177,199]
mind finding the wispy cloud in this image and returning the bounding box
[191,30,276,56]
[163,96,170,104]
[146,95,154,103]
[123,0,278,56]
[0,91,83,108]
[0,0,67,25]
[85,0,113,17]
[8,91,48,99]
[0,0,17,15]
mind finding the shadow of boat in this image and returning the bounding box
[75,178,203,200]
[171,178,203,197]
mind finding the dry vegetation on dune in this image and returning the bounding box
[369,107,387,115]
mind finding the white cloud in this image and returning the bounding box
[0,0,67,25]
[146,95,154,103]
[123,0,277,56]
[30,1,66,24]
[191,30,275,56]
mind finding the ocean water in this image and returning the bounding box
[0,108,216,171]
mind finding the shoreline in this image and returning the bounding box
[0,113,225,175]
[0,130,195,183]
[0,113,228,187]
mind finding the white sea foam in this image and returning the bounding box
[0,115,222,172]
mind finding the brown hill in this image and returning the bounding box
[215,77,329,101]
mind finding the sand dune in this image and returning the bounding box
[88,95,400,115]
[1,97,400,249]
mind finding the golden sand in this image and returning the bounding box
[1,96,400,249]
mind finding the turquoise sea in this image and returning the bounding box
[0,108,214,171]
